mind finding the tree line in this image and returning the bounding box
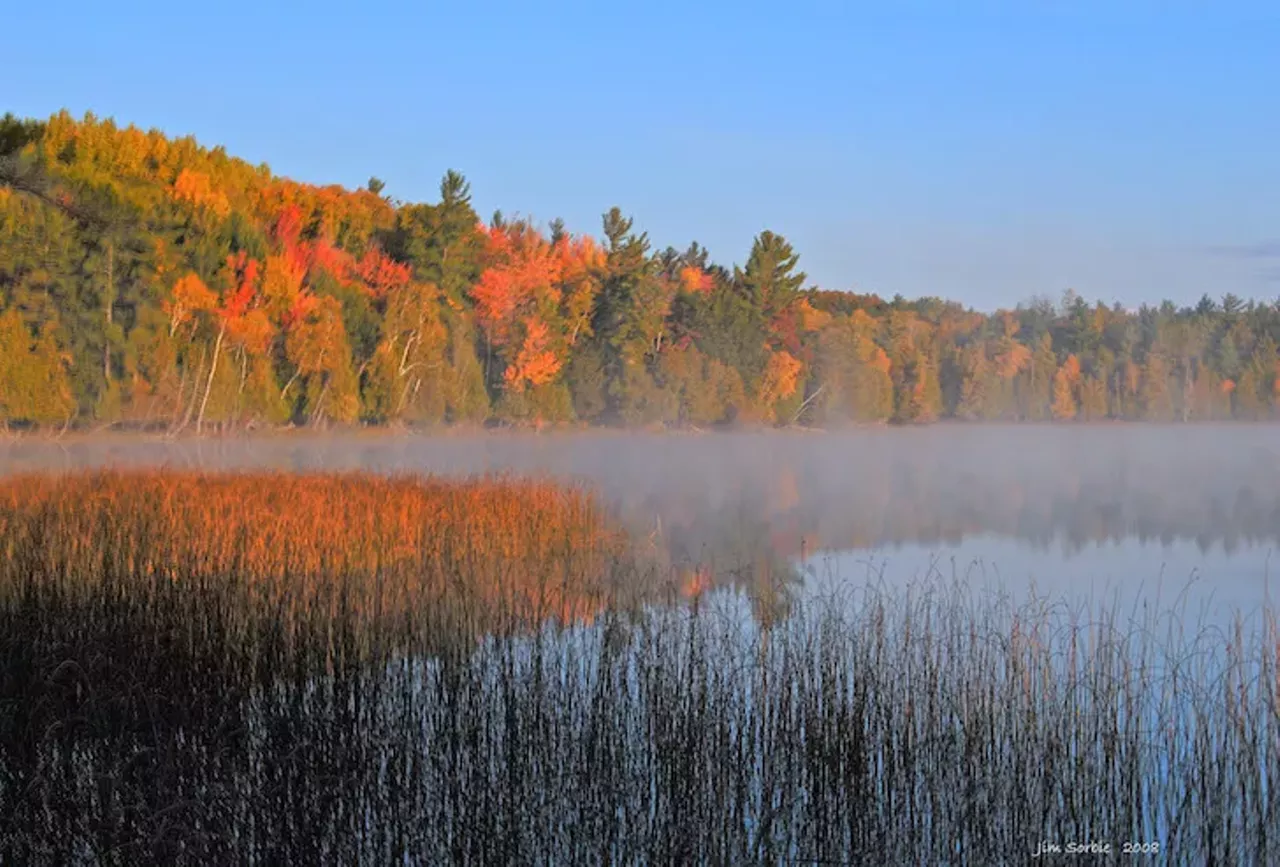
[2,110,1278,431]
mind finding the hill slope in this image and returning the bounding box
[1,110,1278,430]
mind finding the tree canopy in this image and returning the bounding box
[2,110,1279,431]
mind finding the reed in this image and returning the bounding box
[1,471,1275,864]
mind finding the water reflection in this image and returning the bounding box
[804,535,1279,636]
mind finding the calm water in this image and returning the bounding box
[804,535,1278,636]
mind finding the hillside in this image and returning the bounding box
[1,110,1278,431]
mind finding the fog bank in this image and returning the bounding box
[3,426,1278,564]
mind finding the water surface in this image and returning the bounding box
[805,535,1278,632]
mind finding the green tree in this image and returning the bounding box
[737,230,805,342]
[590,207,670,424]
[0,309,74,427]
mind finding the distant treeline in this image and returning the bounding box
[3,110,1280,431]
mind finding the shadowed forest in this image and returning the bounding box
[5,110,1280,433]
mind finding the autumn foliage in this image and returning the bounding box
[471,223,605,406]
[5,109,1280,430]
[1051,354,1083,420]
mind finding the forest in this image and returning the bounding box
[2,110,1279,432]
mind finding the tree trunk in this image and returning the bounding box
[1182,362,1192,422]
[196,323,226,435]
[310,378,332,427]
[171,365,188,432]
[176,346,207,434]
[103,240,114,383]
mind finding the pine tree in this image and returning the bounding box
[737,231,806,332]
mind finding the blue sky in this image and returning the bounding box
[8,1,1280,311]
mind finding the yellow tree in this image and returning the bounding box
[367,278,449,423]
[285,294,359,425]
[1051,354,1081,420]
[756,349,804,423]
[885,310,942,422]
[811,310,894,424]
[990,312,1030,418]
[955,342,992,420]
[169,256,277,433]
[1140,352,1173,420]
[166,272,219,432]
[902,352,942,423]
[1079,374,1108,420]
[557,234,604,348]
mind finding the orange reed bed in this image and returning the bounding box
[0,470,622,656]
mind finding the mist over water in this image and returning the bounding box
[4,424,1280,620]
[4,426,1279,529]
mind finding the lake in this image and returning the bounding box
[804,534,1278,636]
[6,426,1278,862]
[5,425,1280,621]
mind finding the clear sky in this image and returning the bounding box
[8,1,1280,311]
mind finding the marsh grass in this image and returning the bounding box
[0,470,618,862]
[1,471,1276,864]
